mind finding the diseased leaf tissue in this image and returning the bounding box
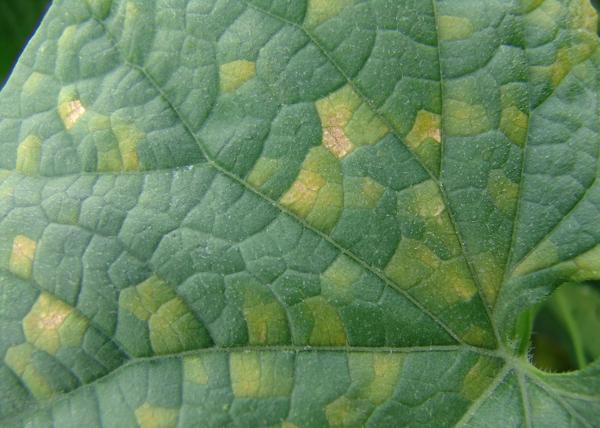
[0,0,599,427]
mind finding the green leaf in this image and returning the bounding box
[0,0,599,426]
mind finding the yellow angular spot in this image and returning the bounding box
[184,356,209,385]
[413,181,446,219]
[316,85,387,157]
[5,343,54,400]
[281,169,326,217]
[553,44,595,87]
[23,72,48,96]
[119,275,209,354]
[345,176,386,209]
[242,286,289,345]
[461,357,501,401]
[514,240,560,277]
[135,402,179,428]
[406,110,441,149]
[282,422,299,428]
[445,99,491,137]
[247,157,281,188]
[281,146,343,233]
[345,103,388,146]
[570,0,598,34]
[367,354,403,404]
[16,135,43,175]
[487,170,519,216]
[438,16,475,41]
[120,275,174,321]
[303,296,346,346]
[85,0,113,19]
[9,235,36,279]
[323,126,353,159]
[219,60,256,93]
[230,353,261,397]
[316,87,364,129]
[571,245,600,282]
[462,325,490,347]
[435,260,478,304]
[305,0,354,28]
[148,298,205,354]
[111,118,142,171]
[325,396,363,427]
[57,25,77,52]
[322,255,363,303]
[385,238,441,290]
[500,106,528,147]
[230,353,293,398]
[58,86,86,130]
[472,252,504,307]
[23,293,88,355]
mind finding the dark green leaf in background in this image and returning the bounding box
[0,0,50,85]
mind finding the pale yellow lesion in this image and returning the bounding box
[385,238,441,290]
[487,169,519,216]
[526,0,597,89]
[513,239,560,277]
[23,293,89,355]
[4,343,55,400]
[406,110,441,149]
[135,402,179,428]
[16,135,43,175]
[280,147,343,233]
[460,357,501,401]
[471,252,504,307]
[500,106,528,147]
[437,16,475,41]
[219,60,256,93]
[323,124,354,159]
[570,245,600,282]
[85,0,113,19]
[58,87,86,130]
[386,237,477,308]
[325,353,403,426]
[281,169,327,217]
[303,296,347,346]
[23,72,49,96]
[344,176,386,210]
[119,275,208,354]
[111,118,143,171]
[316,85,388,159]
[247,157,281,188]
[321,255,363,303]
[242,286,289,345]
[184,356,209,385]
[305,0,354,28]
[229,353,294,398]
[499,85,528,147]
[325,396,365,428]
[445,99,492,137]
[9,235,36,279]
[57,25,77,52]
[361,353,403,404]
[316,86,360,158]
[569,0,598,35]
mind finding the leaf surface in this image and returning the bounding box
[0,0,599,426]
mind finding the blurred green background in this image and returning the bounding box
[0,0,49,85]
[1,0,600,373]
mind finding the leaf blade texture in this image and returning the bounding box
[0,0,599,426]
